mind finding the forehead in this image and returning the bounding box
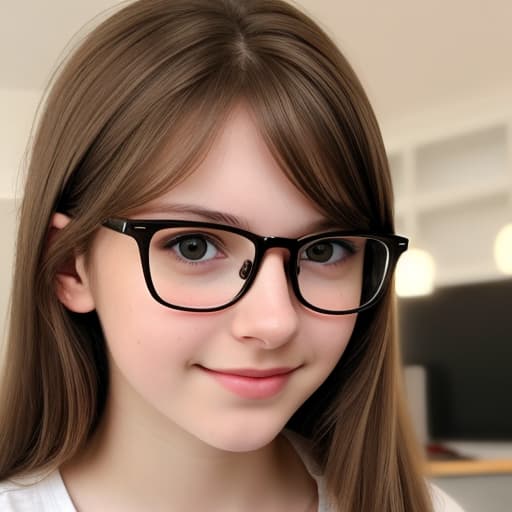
[138,105,330,237]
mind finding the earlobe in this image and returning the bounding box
[50,213,96,313]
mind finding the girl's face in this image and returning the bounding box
[77,105,357,452]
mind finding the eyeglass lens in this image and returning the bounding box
[147,226,389,312]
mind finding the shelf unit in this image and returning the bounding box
[388,120,512,287]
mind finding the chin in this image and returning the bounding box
[194,419,287,453]
[207,436,277,453]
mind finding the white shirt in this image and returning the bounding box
[0,436,465,511]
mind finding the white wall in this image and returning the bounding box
[0,89,41,339]
[0,89,42,198]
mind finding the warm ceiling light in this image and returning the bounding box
[395,248,435,297]
[494,223,512,275]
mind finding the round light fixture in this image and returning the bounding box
[494,223,512,275]
[395,248,436,297]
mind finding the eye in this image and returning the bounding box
[301,240,354,264]
[171,235,220,262]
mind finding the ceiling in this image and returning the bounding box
[2,0,512,127]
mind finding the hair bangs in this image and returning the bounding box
[56,13,249,232]
[233,17,393,232]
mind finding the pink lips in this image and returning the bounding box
[198,366,295,399]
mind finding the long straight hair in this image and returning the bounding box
[0,1,431,510]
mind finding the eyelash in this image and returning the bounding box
[162,234,226,264]
[300,240,358,264]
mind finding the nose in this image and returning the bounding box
[230,249,300,349]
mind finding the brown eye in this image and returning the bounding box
[301,239,356,265]
[305,243,333,262]
[163,234,221,263]
[178,237,208,260]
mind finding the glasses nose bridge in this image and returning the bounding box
[259,235,298,260]
[261,235,296,250]
[252,236,299,282]
[241,236,298,300]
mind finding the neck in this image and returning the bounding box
[61,394,317,511]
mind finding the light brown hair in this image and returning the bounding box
[0,1,431,510]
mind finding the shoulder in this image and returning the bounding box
[430,483,466,512]
[0,470,75,511]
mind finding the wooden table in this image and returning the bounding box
[428,459,512,477]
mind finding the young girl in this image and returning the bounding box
[0,1,464,510]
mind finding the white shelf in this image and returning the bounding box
[415,125,508,194]
[415,178,510,213]
[389,120,512,287]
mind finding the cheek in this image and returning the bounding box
[281,313,357,418]
[95,287,213,373]
[306,313,357,370]
[94,291,224,413]
[87,241,214,375]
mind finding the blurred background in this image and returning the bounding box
[1,1,511,510]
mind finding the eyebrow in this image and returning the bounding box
[137,203,344,234]
[138,203,251,230]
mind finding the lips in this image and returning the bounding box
[197,365,297,399]
[206,367,295,378]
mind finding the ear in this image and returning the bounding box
[50,213,96,313]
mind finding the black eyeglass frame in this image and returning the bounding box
[103,218,408,315]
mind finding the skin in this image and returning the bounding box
[56,105,357,511]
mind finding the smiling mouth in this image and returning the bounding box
[203,367,296,378]
[196,365,298,399]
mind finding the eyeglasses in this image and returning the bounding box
[103,218,408,315]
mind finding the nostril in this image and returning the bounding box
[239,260,253,280]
